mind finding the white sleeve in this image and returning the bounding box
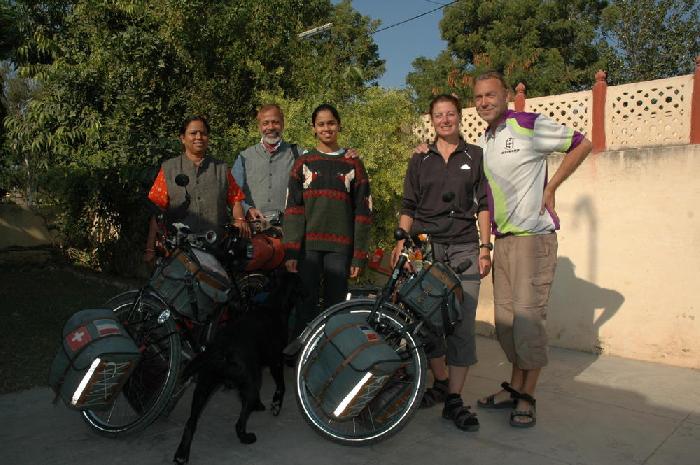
[533,115,580,154]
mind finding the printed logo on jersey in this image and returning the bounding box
[501,137,520,155]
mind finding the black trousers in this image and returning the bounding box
[292,250,350,338]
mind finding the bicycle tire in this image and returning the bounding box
[81,292,182,437]
[295,299,427,446]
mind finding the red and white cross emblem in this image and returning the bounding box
[66,325,92,352]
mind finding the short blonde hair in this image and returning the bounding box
[474,70,510,91]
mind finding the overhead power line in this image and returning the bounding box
[372,0,459,35]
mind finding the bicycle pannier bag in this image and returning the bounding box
[397,261,463,333]
[149,247,230,322]
[49,308,141,410]
[303,313,403,420]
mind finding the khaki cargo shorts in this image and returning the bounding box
[493,233,557,369]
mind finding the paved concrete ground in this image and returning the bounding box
[2,336,699,465]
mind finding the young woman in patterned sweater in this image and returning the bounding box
[283,103,372,338]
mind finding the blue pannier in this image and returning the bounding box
[303,313,403,420]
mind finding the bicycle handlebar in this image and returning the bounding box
[246,214,282,232]
[163,222,217,250]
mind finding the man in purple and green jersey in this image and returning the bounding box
[473,71,592,428]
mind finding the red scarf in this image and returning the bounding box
[261,139,282,154]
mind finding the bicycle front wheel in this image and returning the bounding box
[81,292,181,437]
[295,299,427,446]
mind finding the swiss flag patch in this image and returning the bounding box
[360,325,379,342]
[66,326,92,352]
[94,319,121,337]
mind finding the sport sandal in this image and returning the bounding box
[442,394,479,432]
[477,381,519,410]
[419,378,449,409]
[510,393,536,428]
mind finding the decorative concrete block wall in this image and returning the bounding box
[413,57,700,152]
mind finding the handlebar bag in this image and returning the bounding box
[49,308,141,410]
[303,313,403,420]
[397,262,463,335]
[244,232,285,271]
[150,247,231,322]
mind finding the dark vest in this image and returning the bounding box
[161,154,230,237]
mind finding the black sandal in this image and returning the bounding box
[510,393,536,428]
[419,378,449,409]
[442,394,479,432]
[477,381,519,409]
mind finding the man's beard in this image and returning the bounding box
[262,132,282,145]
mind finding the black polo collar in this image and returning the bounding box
[426,138,472,159]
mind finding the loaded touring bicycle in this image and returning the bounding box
[291,192,471,445]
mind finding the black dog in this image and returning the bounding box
[173,272,304,464]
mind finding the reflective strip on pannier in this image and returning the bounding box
[149,247,230,322]
[303,313,402,420]
[49,308,141,410]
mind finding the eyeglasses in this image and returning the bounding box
[431,112,459,120]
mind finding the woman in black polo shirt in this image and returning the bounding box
[391,94,491,432]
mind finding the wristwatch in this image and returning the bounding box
[479,242,493,251]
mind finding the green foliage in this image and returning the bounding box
[408,0,607,105]
[13,0,73,78]
[0,0,19,60]
[600,0,700,84]
[406,51,466,113]
[3,0,384,274]
[0,61,39,195]
[1,0,21,175]
[407,0,699,105]
[292,0,385,103]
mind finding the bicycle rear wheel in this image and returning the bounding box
[81,292,181,437]
[295,299,426,446]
